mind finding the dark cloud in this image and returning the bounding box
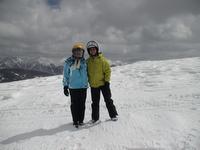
[0,0,200,63]
[138,0,200,20]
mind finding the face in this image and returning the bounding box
[72,48,84,58]
[89,47,97,56]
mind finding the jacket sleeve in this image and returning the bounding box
[103,59,111,82]
[63,62,70,87]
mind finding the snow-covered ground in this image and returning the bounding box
[0,57,200,150]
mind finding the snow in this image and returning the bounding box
[0,57,200,150]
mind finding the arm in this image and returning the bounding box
[63,62,70,87]
[63,62,70,96]
[103,59,111,82]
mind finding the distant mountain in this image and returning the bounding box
[0,56,63,74]
[0,56,63,83]
[110,60,127,67]
[0,68,51,83]
[0,56,127,83]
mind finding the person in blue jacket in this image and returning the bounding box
[63,42,88,128]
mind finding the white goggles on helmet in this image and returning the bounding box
[86,41,98,49]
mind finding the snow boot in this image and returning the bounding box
[111,116,118,121]
[89,119,101,124]
[73,122,79,128]
[79,122,85,126]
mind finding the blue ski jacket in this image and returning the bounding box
[63,56,88,89]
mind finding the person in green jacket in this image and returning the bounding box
[86,41,118,123]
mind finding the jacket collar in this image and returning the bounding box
[65,56,85,63]
[89,53,103,59]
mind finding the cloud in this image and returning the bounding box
[0,0,200,62]
[140,18,192,42]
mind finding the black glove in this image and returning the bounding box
[64,86,69,96]
[104,81,110,87]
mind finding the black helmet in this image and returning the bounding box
[86,41,99,55]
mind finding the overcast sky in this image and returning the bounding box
[0,0,200,63]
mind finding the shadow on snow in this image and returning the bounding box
[0,119,113,145]
[1,123,79,145]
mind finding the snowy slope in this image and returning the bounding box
[0,57,200,150]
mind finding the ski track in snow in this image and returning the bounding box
[0,57,200,150]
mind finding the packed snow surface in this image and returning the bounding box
[0,57,200,150]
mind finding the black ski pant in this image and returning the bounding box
[69,88,87,124]
[91,84,118,121]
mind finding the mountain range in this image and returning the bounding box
[0,57,63,83]
[0,56,127,83]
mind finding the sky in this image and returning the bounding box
[0,0,200,63]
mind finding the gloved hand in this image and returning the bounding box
[104,81,110,88]
[64,86,69,96]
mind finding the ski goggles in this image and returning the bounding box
[86,41,98,49]
[72,48,84,52]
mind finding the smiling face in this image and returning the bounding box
[88,47,98,56]
[72,48,84,58]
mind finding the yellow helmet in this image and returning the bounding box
[72,42,85,50]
